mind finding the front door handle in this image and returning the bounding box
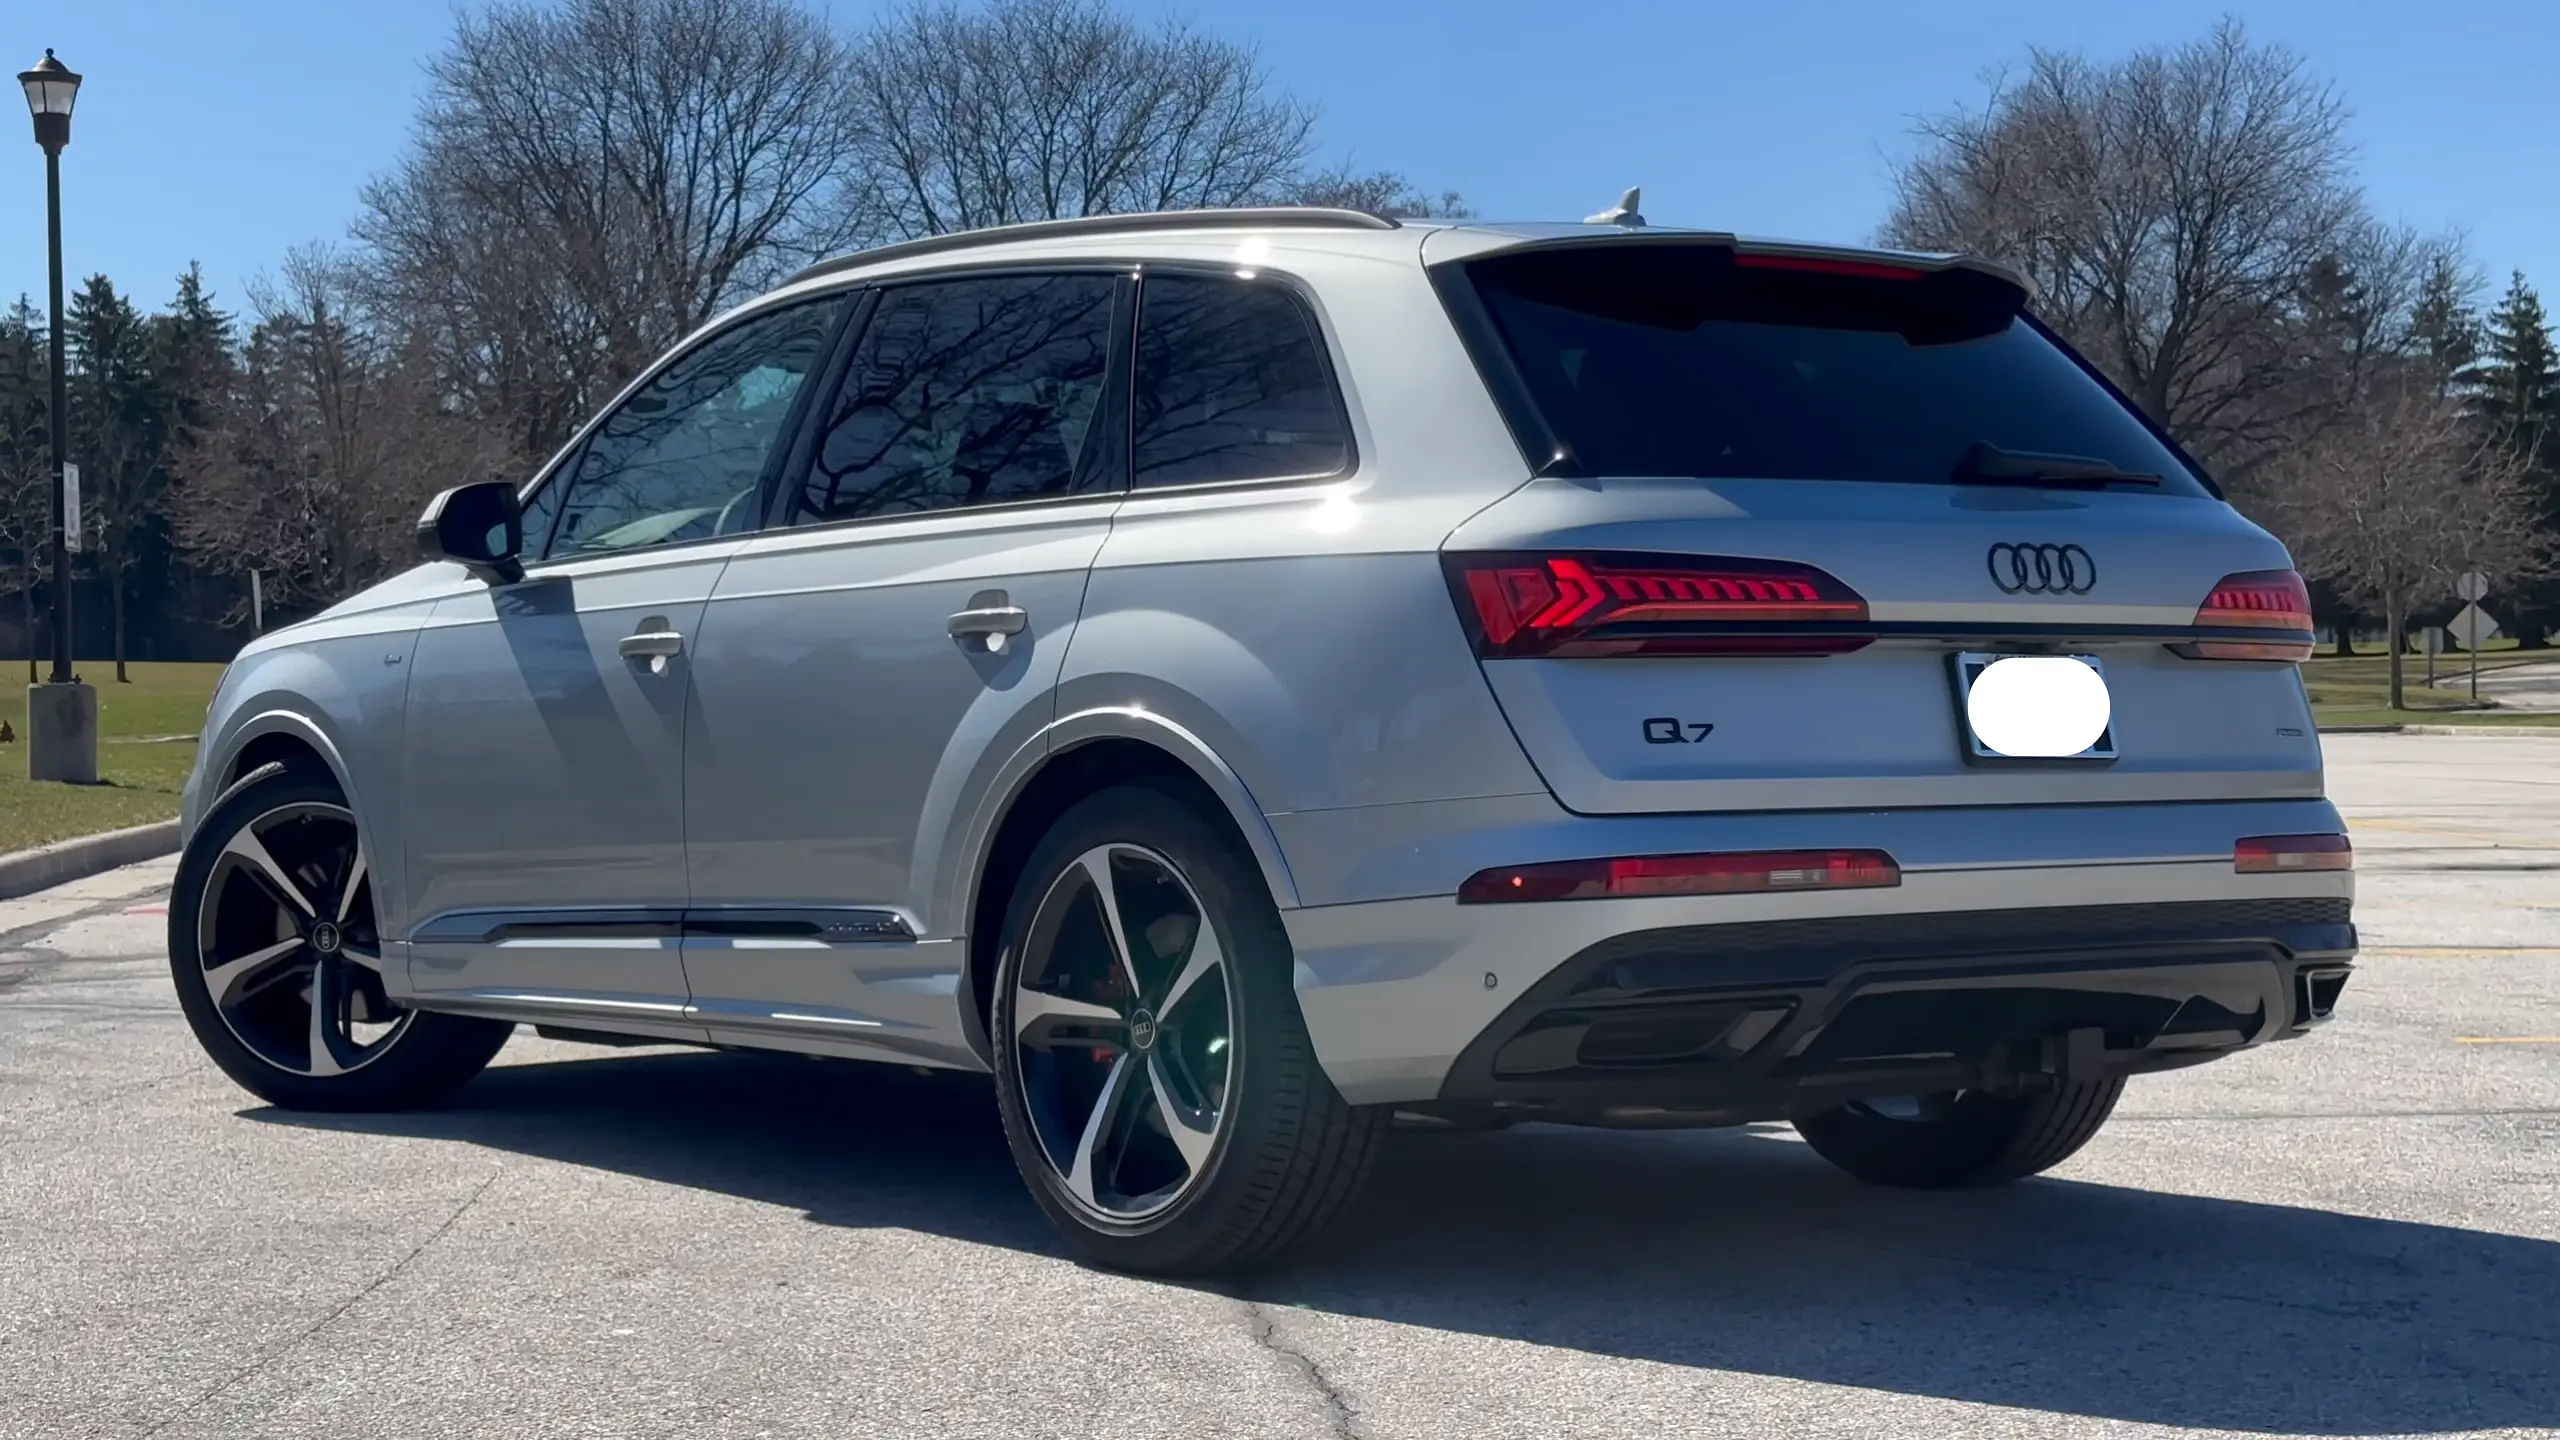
[949,590,1028,652]
[620,618,686,669]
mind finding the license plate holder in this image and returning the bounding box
[1950,651,2118,764]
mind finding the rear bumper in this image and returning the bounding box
[1276,797,2355,1106]
[1431,901,2351,1123]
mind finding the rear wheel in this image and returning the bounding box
[990,785,1384,1275]
[1793,1078,2123,1188]
[170,764,513,1111]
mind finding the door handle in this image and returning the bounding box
[948,590,1028,653]
[620,619,686,668]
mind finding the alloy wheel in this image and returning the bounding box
[195,801,409,1077]
[1011,844,1236,1221]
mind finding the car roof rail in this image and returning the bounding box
[784,207,1403,286]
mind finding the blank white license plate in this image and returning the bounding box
[1950,652,2118,762]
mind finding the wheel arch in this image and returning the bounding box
[951,708,1300,1066]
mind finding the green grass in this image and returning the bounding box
[0,661,223,853]
[2303,646,2560,728]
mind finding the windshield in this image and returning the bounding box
[1458,244,2210,496]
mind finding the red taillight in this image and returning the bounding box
[2179,569,2315,662]
[1459,849,1901,904]
[1732,253,1924,281]
[1446,552,1870,658]
[2235,834,2352,874]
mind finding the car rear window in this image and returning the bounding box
[1454,243,2208,496]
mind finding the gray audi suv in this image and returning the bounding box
[170,207,2356,1274]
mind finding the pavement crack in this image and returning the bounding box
[141,1169,501,1436]
[1244,1301,1362,1440]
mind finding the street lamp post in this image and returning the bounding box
[19,49,94,784]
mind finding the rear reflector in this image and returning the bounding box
[1445,552,1870,658]
[2178,569,2315,662]
[1458,849,1901,904]
[2234,834,2352,874]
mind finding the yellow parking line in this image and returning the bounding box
[2453,1036,2560,1045]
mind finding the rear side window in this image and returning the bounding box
[795,273,1119,522]
[1133,273,1350,488]
[1458,245,2206,495]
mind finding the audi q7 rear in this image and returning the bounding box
[172,209,2353,1276]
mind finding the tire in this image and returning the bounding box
[990,783,1384,1275]
[1793,1078,2125,1189]
[169,763,513,1111]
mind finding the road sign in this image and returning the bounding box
[2457,571,2490,602]
[2449,602,2501,650]
[61,462,80,554]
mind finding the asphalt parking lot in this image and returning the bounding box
[4,734,2556,1440]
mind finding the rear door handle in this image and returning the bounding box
[948,590,1028,652]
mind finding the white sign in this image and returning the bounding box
[2457,571,2490,603]
[61,462,80,553]
[2449,602,2501,650]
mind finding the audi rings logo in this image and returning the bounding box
[1987,542,2096,595]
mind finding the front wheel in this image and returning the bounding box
[1793,1078,2124,1189]
[990,784,1384,1275]
[169,763,513,1111]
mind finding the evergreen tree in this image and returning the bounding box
[2469,272,2559,454]
[2465,273,2560,644]
[0,298,50,678]
[66,274,165,681]
[2409,252,2481,387]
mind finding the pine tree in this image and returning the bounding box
[2465,273,2560,644]
[66,274,163,681]
[0,298,49,679]
[2409,253,2481,387]
[2469,272,2559,453]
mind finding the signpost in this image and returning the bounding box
[60,461,78,553]
[2452,572,2494,702]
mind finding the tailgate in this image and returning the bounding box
[1447,478,2319,814]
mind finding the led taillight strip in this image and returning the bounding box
[1446,552,1871,659]
[2179,569,2316,663]
[1458,849,1902,904]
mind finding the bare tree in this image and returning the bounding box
[1887,22,2368,487]
[844,0,1318,238]
[2260,370,2551,707]
[360,0,866,458]
[1284,167,1471,219]
[174,250,514,619]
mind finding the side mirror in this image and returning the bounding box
[416,480,527,585]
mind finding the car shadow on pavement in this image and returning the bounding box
[250,1047,2560,1436]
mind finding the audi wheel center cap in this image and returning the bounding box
[309,921,342,955]
[1128,1008,1159,1051]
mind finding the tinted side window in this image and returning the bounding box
[545,299,840,558]
[796,273,1119,522]
[1133,274,1349,488]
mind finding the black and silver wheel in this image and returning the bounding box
[1794,1078,2124,1189]
[991,784,1383,1275]
[170,763,512,1111]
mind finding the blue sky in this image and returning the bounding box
[6,0,2556,323]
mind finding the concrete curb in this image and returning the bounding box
[0,820,183,902]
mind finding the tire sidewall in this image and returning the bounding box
[990,783,1302,1268]
[169,764,505,1111]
